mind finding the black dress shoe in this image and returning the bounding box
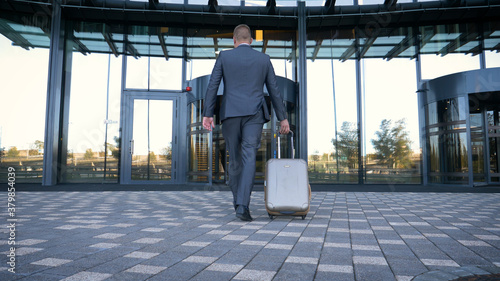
[235,205,253,221]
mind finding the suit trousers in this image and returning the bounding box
[222,109,265,208]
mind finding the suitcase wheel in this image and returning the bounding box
[301,215,306,220]
[268,213,274,220]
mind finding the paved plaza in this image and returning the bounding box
[1,190,500,281]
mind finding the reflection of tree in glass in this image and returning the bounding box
[7,147,20,158]
[161,143,172,161]
[67,150,74,160]
[29,140,44,156]
[149,152,157,163]
[332,122,358,169]
[372,119,412,169]
[0,147,5,162]
[311,150,320,172]
[84,148,94,160]
[111,136,120,159]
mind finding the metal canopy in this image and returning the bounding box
[0,0,499,60]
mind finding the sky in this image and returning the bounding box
[1,33,500,158]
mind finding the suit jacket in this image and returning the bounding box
[203,44,287,122]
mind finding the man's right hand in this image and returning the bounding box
[203,117,215,131]
[279,119,290,135]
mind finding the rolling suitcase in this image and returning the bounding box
[265,131,311,220]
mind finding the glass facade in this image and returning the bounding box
[0,19,49,183]
[1,0,499,188]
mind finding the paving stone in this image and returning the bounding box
[4,191,500,281]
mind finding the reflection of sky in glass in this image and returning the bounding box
[132,100,173,156]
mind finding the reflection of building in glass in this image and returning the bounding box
[0,0,499,187]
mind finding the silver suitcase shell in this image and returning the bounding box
[264,131,311,219]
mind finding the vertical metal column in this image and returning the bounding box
[42,0,64,186]
[466,95,474,187]
[355,38,364,185]
[119,33,128,183]
[483,109,491,184]
[414,26,427,186]
[58,22,74,183]
[298,1,308,162]
[479,23,486,70]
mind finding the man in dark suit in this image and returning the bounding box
[203,24,290,221]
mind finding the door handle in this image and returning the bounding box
[130,140,134,155]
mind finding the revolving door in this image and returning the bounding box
[420,68,500,186]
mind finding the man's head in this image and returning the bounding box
[233,24,253,47]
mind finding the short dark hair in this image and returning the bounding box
[233,24,252,43]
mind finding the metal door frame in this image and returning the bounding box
[120,90,181,184]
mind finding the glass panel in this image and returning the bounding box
[486,51,500,68]
[126,56,149,89]
[308,57,358,183]
[488,111,500,182]
[188,101,210,183]
[149,100,173,180]
[421,53,480,80]
[0,33,48,183]
[150,57,182,90]
[420,23,481,80]
[484,21,500,67]
[363,58,421,184]
[131,99,173,181]
[189,128,210,183]
[132,100,149,180]
[64,53,122,183]
[470,112,485,183]
[213,129,226,183]
[426,97,468,184]
[429,135,440,174]
[443,132,468,183]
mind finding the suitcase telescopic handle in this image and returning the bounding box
[277,130,294,159]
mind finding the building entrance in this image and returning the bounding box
[120,91,180,184]
[470,93,500,185]
[421,68,500,187]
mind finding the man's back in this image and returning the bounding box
[204,44,284,121]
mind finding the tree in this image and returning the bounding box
[0,147,5,162]
[161,143,172,161]
[149,151,157,163]
[7,147,20,158]
[104,142,117,158]
[112,136,120,159]
[29,140,44,156]
[310,150,320,172]
[371,119,394,169]
[84,149,94,160]
[371,119,412,169]
[332,121,359,169]
[392,119,413,169]
[321,153,329,161]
